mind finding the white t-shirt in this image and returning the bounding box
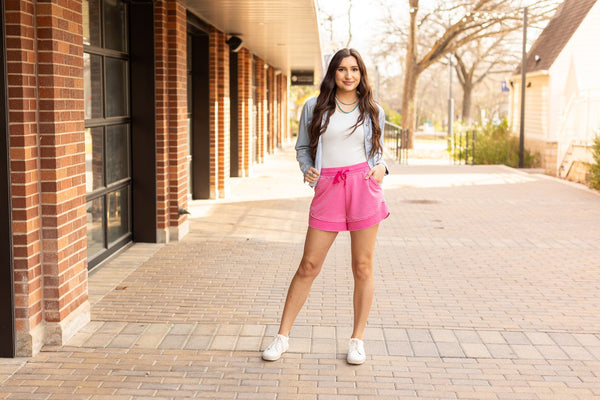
[321,108,367,168]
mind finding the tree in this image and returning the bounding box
[401,0,559,148]
[453,34,519,124]
[317,0,354,52]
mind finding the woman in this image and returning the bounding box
[262,48,389,365]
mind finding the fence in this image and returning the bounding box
[383,121,409,165]
[449,129,477,165]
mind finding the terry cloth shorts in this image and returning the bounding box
[309,162,390,232]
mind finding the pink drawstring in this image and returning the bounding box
[333,169,349,185]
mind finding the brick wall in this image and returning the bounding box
[209,28,230,198]
[6,0,89,356]
[255,58,266,163]
[154,0,188,240]
[237,48,252,177]
[267,66,275,154]
[217,31,229,196]
[277,73,288,146]
[283,74,289,143]
[6,0,43,355]
[154,0,169,239]
[166,0,188,236]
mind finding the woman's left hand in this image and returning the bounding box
[365,164,386,185]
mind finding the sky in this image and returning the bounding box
[315,0,557,73]
[316,0,388,60]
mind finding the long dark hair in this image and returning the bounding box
[307,48,382,159]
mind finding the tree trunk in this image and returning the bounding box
[461,81,473,124]
[401,63,419,149]
[401,0,420,149]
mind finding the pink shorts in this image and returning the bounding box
[309,162,390,232]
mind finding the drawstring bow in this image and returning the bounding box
[333,169,349,185]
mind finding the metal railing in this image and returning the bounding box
[449,129,477,165]
[383,121,409,165]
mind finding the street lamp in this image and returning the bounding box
[447,53,454,140]
[519,7,528,168]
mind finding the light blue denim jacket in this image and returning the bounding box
[295,96,389,187]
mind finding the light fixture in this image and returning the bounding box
[226,35,243,52]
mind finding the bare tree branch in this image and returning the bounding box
[346,0,352,48]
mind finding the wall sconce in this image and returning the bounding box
[226,36,243,52]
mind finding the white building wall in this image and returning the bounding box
[548,1,600,144]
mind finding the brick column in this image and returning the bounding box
[283,74,289,142]
[237,48,249,177]
[217,32,229,197]
[154,0,169,241]
[267,66,276,154]
[244,51,253,175]
[209,28,230,198]
[6,0,44,356]
[277,72,285,147]
[166,0,188,239]
[255,58,266,163]
[154,0,188,241]
[6,0,90,356]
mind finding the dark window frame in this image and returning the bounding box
[0,0,16,358]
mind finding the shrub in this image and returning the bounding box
[587,134,600,190]
[470,119,539,168]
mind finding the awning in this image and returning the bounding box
[185,0,323,79]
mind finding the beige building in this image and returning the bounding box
[509,0,600,182]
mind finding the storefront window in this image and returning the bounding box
[85,127,104,193]
[83,53,103,119]
[86,198,104,259]
[105,58,128,117]
[107,188,129,244]
[83,0,131,267]
[104,0,127,51]
[106,124,129,184]
[82,0,101,47]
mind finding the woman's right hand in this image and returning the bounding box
[305,167,320,183]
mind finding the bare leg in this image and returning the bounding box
[278,227,338,336]
[349,224,379,340]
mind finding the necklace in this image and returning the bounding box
[335,96,358,105]
[336,99,359,114]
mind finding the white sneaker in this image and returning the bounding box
[347,338,366,365]
[262,334,289,361]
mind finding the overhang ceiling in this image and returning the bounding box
[185,0,323,79]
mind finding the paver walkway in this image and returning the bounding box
[1,146,600,399]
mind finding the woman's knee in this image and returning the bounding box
[352,260,373,281]
[297,258,322,279]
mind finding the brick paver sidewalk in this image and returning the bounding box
[1,146,600,399]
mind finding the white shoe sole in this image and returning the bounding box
[262,352,283,361]
[347,357,365,365]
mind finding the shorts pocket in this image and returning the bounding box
[310,176,347,222]
[310,177,333,218]
[368,175,383,190]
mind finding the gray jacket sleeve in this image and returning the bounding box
[295,98,317,177]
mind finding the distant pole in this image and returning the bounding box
[519,7,528,168]
[447,54,454,139]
